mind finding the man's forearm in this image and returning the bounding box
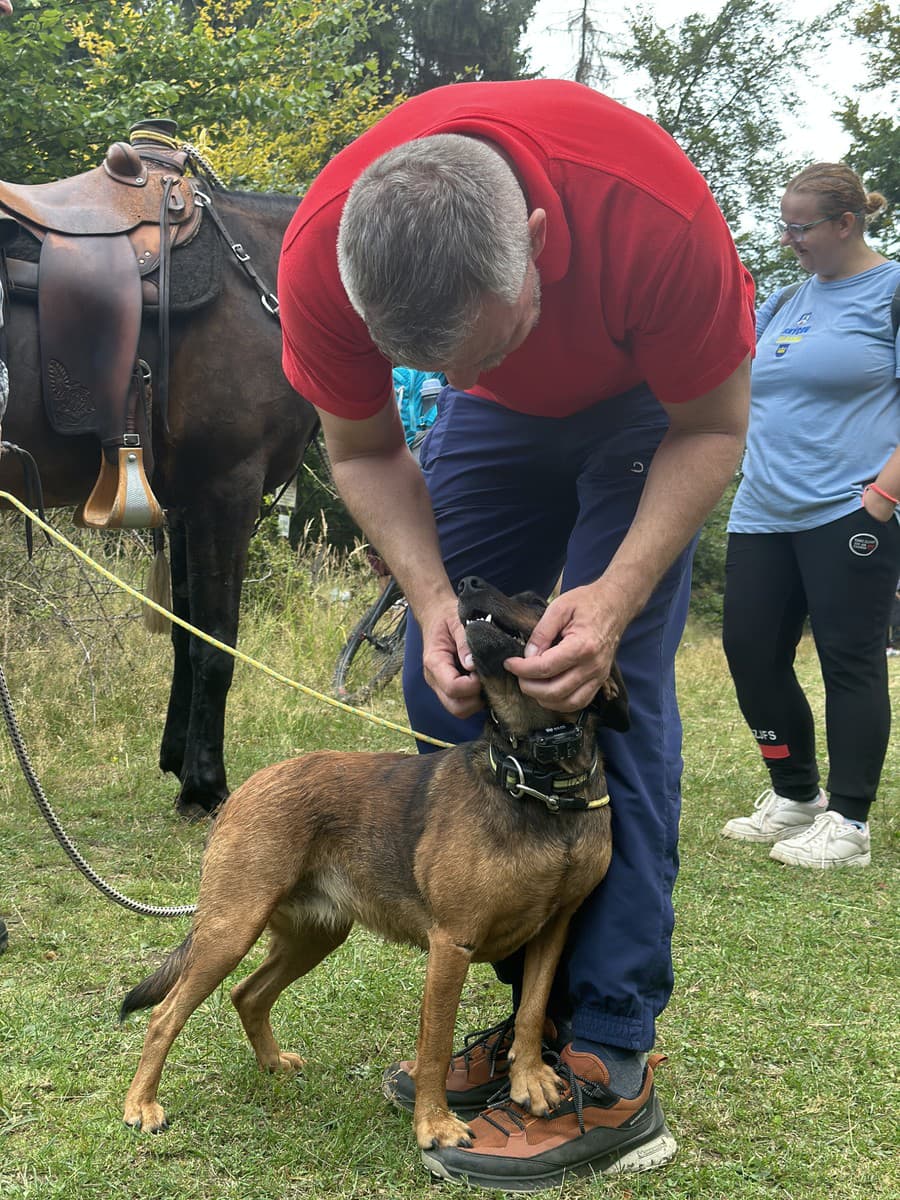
[595,358,750,636]
[331,449,454,621]
[600,425,743,624]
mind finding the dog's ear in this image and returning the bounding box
[589,662,630,732]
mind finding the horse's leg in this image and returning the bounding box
[158,512,192,780]
[173,485,260,819]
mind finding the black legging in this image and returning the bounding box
[723,509,900,823]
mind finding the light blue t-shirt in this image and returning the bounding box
[728,261,900,533]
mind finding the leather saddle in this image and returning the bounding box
[0,120,205,529]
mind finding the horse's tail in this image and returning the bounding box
[143,526,171,634]
[119,932,193,1021]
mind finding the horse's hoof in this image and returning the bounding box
[174,798,212,824]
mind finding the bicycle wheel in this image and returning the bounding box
[333,578,408,704]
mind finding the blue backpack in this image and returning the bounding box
[392,367,446,449]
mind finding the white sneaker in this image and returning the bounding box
[721,787,828,843]
[770,811,871,868]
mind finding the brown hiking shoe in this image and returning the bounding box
[421,1044,677,1191]
[382,1015,516,1118]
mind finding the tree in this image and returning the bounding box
[363,0,538,97]
[611,1,847,224]
[0,0,391,191]
[570,1,611,88]
[840,2,900,258]
[573,0,849,294]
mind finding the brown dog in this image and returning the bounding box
[120,576,628,1151]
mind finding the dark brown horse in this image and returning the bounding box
[0,188,319,817]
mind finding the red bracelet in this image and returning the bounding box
[863,482,900,507]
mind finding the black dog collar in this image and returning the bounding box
[491,712,587,764]
[487,741,609,814]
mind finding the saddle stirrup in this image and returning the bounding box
[80,440,164,530]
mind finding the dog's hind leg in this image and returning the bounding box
[123,909,272,1133]
[230,914,352,1073]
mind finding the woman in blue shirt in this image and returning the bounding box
[722,162,900,868]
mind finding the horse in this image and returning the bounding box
[0,183,320,819]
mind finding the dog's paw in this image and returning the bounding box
[414,1110,474,1150]
[508,1061,564,1116]
[263,1051,305,1073]
[123,1100,169,1134]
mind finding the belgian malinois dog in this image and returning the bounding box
[120,577,628,1151]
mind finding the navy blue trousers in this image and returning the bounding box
[402,386,694,1052]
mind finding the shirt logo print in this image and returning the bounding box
[774,311,812,358]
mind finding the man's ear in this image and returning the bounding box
[527,208,547,259]
[590,662,630,732]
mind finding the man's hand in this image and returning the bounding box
[420,596,483,718]
[503,581,629,713]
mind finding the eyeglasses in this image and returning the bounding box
[776,214,836,241]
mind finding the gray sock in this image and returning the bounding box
[572,1038,645,1098]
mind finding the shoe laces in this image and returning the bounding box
[459,1014,516,1076]
[753,787,778,813]
[478,1052,618,1138]
[796,811,859,845]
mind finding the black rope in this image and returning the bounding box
[0,656,195,919]
[0,441,50,557]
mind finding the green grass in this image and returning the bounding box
[0,519,898,1199]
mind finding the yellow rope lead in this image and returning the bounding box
[129,128,181,151]
[0,492,452,749]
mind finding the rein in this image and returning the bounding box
[193,190,281,320]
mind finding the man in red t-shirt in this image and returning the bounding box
[279,79,753,1187]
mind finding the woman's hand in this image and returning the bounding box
[863,484,899,523]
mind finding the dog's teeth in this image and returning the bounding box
[484,613,492,623]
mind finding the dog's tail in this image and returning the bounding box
[118,933,193,1023]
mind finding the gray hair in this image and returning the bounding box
[337,134,531,368]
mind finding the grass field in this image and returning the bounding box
[0,518,897,1199]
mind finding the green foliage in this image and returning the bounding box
[610,0,850,233]
[362,0,538,97]
[691,478,738,625]
[0,0,392,190]
[288,436,363,556]
[840,2,900,259]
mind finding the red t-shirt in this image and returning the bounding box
[279,79,755,419]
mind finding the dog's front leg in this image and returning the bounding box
[508,908,575,1116]
[411,929,474,1150]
